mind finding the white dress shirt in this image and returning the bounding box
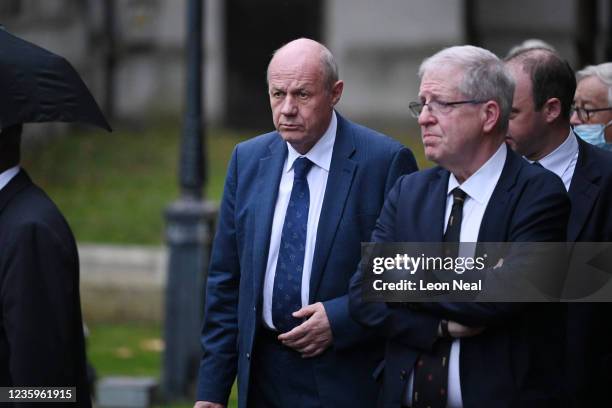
[529,131,578,191]
[262,112,337,330]
[0,165,20,191]
[405,143,507,408]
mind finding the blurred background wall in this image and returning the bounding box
[1,0,610,131]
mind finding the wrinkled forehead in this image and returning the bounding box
[419,67,465,99]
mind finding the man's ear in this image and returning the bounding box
[330,80,344,106]
[542,98,562,123]
[482,100,500,133]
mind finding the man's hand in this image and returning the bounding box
[447,320,485,338]
[277,302,333,358]
[194,401,224,408]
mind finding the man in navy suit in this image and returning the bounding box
[505,48,612,407]
[194,38,417,408]
[0,125,91,406]
[349,45,570,408]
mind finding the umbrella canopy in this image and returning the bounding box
[0,28,111,131]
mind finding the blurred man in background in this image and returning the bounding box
[505,48,612,407]
[571,62,612,150]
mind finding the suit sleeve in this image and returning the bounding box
[419,171,571,326]
[2,222,85,388]
[324,147,418,350]
[324,147,419,350]
[196,147,240,404]
[348,176,441,352]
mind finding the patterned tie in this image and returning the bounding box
[272,157,314,333]
[412,187,467,408]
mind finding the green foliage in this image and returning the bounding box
[21,122,426,245]
[87,323,238,407]
[88,323,162,377]
[21,125,250,244]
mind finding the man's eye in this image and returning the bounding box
[298,92,309,99]
[272,91,284,98]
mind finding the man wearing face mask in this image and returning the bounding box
[505,49,612,407]
[571,62,612,150]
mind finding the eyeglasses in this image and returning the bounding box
[408,99,486,118]
[571,105,612,122]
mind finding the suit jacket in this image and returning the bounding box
[0,170,90,407]
[196,114,417,408]
[349,147,571,408]
[564,137,612,407]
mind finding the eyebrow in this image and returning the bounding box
[574,98,595,106]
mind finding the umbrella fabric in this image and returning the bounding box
[0,28,111,131]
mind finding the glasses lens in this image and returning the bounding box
[574,107,587,122]
[409,102,422,118]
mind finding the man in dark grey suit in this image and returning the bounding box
[350,45,569,408]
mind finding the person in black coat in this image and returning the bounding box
[0,125,91,407]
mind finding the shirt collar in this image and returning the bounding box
[285,111,337,173]
[448,143,507,205]
[0,165,20,191]
[528,130,577,179]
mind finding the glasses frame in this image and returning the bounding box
[571,105,612,122]
[408,99,486,118]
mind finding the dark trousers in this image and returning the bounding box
[248,327,323,408]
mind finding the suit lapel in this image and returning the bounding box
[0,169,30,214]
[252,136,287,300]
[567,139,600,241]
[478,147,519,241]
[309,116,356,302]
[423,168,448,241]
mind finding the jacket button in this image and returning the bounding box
[400,369,407,380]
[253,306,257,312]
[246,353,251,360]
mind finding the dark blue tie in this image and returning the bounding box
[412,187,466,408]
[272,157,313,332]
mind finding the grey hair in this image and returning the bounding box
[319,46,339,89]
[418,45,515,133]
[267,38,339,90]
[576,62,612,106]
[506,38,557,59]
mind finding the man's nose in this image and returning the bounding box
[280,95,297,116]
[569,109,583,126]
[417,105,435,126]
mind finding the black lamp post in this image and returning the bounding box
[162,0,217,400]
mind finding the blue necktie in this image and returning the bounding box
[272,157,313,333]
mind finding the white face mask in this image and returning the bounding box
[573,120,612,151]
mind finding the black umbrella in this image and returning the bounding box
[0,28,111,131]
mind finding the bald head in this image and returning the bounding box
[266,38,344,154]
[267,38,338,91]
